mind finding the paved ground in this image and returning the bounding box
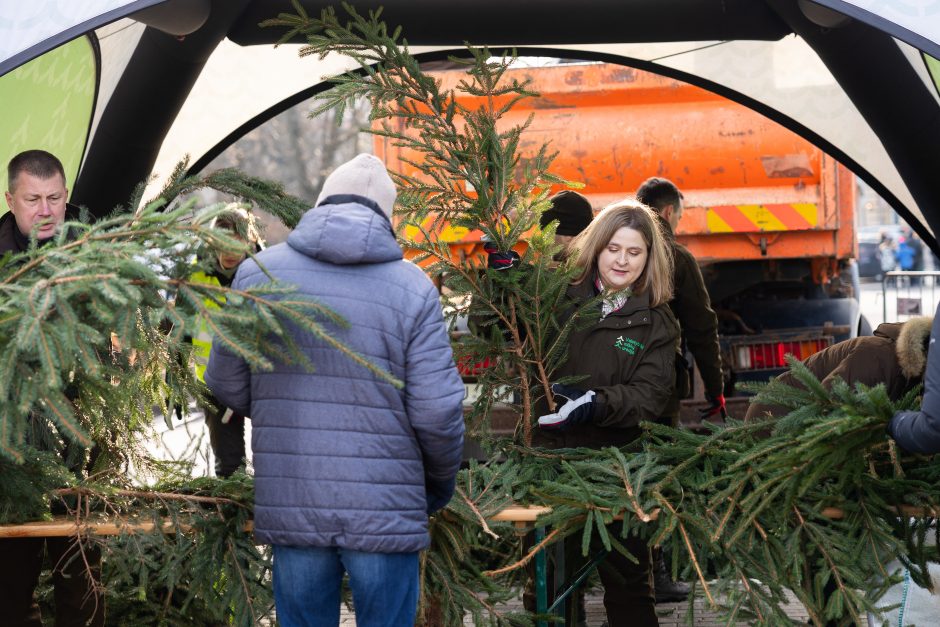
[335,590,812,625]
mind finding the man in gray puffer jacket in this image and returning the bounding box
[204,154,465,627]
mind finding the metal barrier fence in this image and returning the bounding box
[881,271,940,323]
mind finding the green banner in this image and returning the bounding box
[926,53,940,100]
[0,36,96,208]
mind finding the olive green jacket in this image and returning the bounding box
[534,281,681,449]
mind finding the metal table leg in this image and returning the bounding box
[535,525,548,627]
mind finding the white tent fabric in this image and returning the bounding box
[563,37,925,230]
[818,0,940,58]
[0,0,158,76]
[139,36,929,231]
[142,40,365,201]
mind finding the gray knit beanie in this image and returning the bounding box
[315,153,397,220]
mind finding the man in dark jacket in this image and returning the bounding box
[0,149,104,626]
[889,307,940,453]
[1,149,71,252]
[747,317,932,422]
[637,176,724,602]
[636,177,725,423]
[205,154,465,626]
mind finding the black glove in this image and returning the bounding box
[426,476,456,514]
[483,242,520,271]
[699,393,727,420]
[538,383,597,430]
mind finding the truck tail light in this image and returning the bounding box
[456,355,495,376]
[733,338,833,371]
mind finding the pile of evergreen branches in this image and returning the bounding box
[422,362,940,626]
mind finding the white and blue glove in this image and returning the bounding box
[537,383,597,430]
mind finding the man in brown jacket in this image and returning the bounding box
[746,316,931,627]
[745,317,932,422]
[637,176,724,602]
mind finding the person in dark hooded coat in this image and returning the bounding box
[746,316,932,627]
[746,317,932,422]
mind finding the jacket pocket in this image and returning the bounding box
[675,351,691,399]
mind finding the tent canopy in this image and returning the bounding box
[1,0,939,246]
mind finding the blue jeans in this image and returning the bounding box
[272,544,420,627]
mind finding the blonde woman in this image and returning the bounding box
[535,200,680,626]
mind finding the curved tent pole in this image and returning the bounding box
[71,0,251,215]
[185,46,933,252]
[768,0,940,247]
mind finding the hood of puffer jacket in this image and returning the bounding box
[896,316,933,379]
[286,197,403,265]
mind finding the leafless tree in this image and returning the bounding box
[196,96,372,244]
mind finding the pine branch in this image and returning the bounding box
[0,198,402,462]
[147,156,309,228]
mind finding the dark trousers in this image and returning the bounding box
[525,522,657,626]
[582,524,657,626]
[0,537,104,627]
[203,395,246,478]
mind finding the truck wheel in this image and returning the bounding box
[858,315,873,337]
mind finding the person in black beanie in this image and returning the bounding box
[520,189,595,625]
[486,190,595,270]
[540,189,594,250]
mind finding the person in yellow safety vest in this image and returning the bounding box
[190,206,263,477]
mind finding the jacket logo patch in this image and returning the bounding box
[614,336,644,355]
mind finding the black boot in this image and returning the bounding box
[576,591,588,627]
[653,551,690,603]
[562,589,589,627]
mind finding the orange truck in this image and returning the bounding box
[376,62,862,419]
